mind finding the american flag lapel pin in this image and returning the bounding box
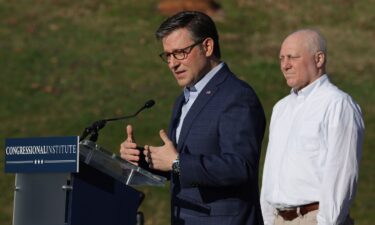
[206,90,211,95]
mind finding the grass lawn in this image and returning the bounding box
[1,1,374,224]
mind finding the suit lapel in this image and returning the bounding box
[177,65,230,151]
[169,94,185,145]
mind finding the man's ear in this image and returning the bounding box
[315,51,325,68]
[202,38,214,57]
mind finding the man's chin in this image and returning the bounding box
[286,80,297,89]
[285,77,295,85]
[176,80,188,87]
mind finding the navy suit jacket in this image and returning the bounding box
[168,64,266,225]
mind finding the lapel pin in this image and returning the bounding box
[206,90,211,95]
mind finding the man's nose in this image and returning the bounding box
[168,56,179,69]
[281,59,292,71]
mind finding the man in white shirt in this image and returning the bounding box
[260,29,365,225]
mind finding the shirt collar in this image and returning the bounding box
[291,74,329,98]
[183,62,224,100]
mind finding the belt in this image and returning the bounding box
[277,202,319,221]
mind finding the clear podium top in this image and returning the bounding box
[79,140,166,187]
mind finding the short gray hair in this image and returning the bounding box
[292,28,327,56]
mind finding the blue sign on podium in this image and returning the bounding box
[4,136,79,173]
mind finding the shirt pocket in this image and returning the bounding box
[297,122,321,152]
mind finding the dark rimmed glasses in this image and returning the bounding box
[159,40,203,63]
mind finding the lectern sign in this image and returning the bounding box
[4,136,79,173]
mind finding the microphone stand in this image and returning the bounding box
[79,100,155,142]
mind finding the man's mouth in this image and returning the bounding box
[174,70,185,77]
[284,73,294,78]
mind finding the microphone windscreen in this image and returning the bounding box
[145,99,155,108]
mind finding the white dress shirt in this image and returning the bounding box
[261,75,365,225]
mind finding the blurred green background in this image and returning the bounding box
[1,0,374,224]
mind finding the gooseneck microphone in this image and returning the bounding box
[79,99,155,142]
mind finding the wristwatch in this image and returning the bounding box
[172,155,180,175]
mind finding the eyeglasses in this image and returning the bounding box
[159,40,203,63]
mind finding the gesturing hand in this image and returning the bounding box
[119,125,141,165]
[144,130,178,171]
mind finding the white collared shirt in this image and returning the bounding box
[261,75,365,225]
[176,62,224,143]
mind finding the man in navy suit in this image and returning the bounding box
[120,11,266,225]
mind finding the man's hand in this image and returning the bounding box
[119,125,141,166]
[144,129,178,171]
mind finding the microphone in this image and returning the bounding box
[104,99,155,122]
[80,99,155,142]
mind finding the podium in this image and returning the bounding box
[11,140,166,225]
